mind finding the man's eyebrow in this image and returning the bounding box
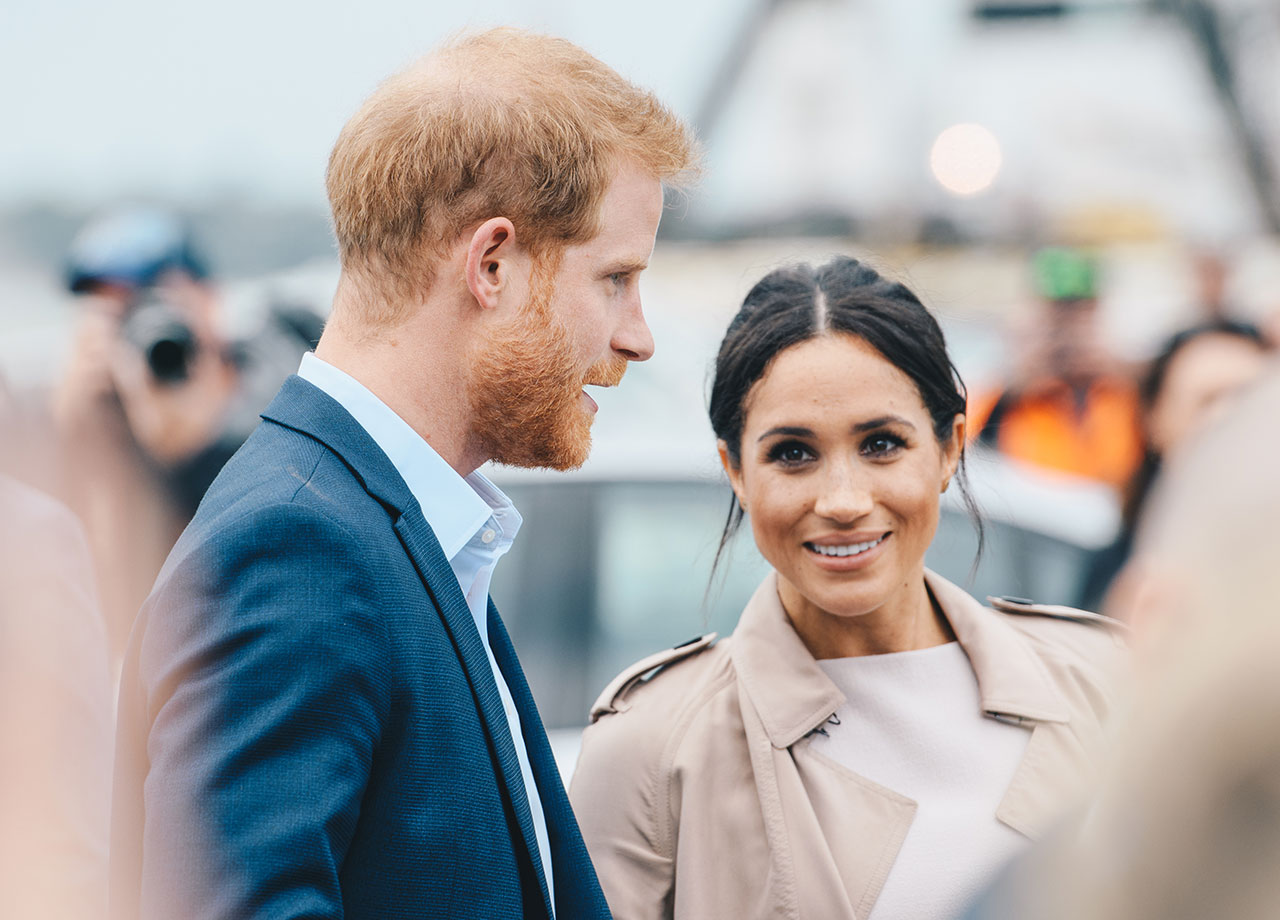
[757,425,814,443]
[605,258,649,275]
[853,415,916,433]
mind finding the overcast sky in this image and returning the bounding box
[0,0,740,208]
[2,0,1272,241]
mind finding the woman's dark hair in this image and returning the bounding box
[1122,319,1267,528]
[707,256,982,575]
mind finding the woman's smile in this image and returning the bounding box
[804,531,891,568]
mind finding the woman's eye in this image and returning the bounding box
[862,434,904,457]
[768,442,814,466]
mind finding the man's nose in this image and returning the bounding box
[613,299,655,362]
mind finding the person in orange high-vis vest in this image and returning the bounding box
[969,379,1142,490]
[969,248,1142,491]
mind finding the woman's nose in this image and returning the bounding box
[813,464,873,522]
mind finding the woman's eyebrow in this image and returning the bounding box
[853,415,916,433]
[757,416,917,444]
[757,425,814,443]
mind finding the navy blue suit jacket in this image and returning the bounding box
[111,376,611,919]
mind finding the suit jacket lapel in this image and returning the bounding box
[487,601,611,920]
[393,512,554,918]
[262,377,556,915]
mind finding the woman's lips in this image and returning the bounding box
[804,532,890,569]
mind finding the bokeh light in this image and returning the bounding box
[930,123,1003,196]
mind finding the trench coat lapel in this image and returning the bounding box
[926,572,1071,724]
[730,574,844,749]
[731,574,918,919]
[262,376,555,913]
[925,572,1091,838]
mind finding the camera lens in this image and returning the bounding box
[120,296,198,384]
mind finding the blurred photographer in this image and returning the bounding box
[52,206,317,658]
[57,209,241,496]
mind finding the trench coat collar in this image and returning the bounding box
[924,570,1071,724]
[730,570,1071,750]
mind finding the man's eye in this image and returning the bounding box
[608,272,627,286]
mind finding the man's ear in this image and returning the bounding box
[717,440,745,506]
[464,217,524,311]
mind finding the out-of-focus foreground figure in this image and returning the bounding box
[966,360,1280,920]
[1,386,112,919]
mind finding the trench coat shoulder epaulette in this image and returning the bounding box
[590,633,718,722]
[987,595,1129,633]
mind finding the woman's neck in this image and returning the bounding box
[778,575,956,660]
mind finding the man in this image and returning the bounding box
[111,28,697,920]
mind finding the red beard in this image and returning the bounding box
[469,270,626,471]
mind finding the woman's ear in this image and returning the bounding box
[942,414,965,490]
[718,440,745,506]
[464,217,523,311]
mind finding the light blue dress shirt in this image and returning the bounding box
[297,353,555,912]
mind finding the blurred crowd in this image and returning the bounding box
[1,204,1279,917]
[965,244,1276,610]
[1,206,321,918]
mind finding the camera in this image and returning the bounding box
[119,293,199,384]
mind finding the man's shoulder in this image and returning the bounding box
[195,418,372,530]
[139,457,402,677]
[156,420,398,603]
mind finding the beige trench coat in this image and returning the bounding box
[569,571,1126,920]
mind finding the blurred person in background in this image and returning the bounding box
[1190,247,1233,323]
[53,205,321,659]
[571,257,1126,920]
[0,384,113,920]
[111,28,697,920]
[963,364,1280,920]
[969,247,1142,491]
[1077,319,1271,611]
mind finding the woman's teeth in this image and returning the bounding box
[808,535,886,557]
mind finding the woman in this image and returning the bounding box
[569,257,1125,920]
[1077,319,1269,612]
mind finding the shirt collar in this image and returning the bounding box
[297,353,519,560]
[730,569,1070,749]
